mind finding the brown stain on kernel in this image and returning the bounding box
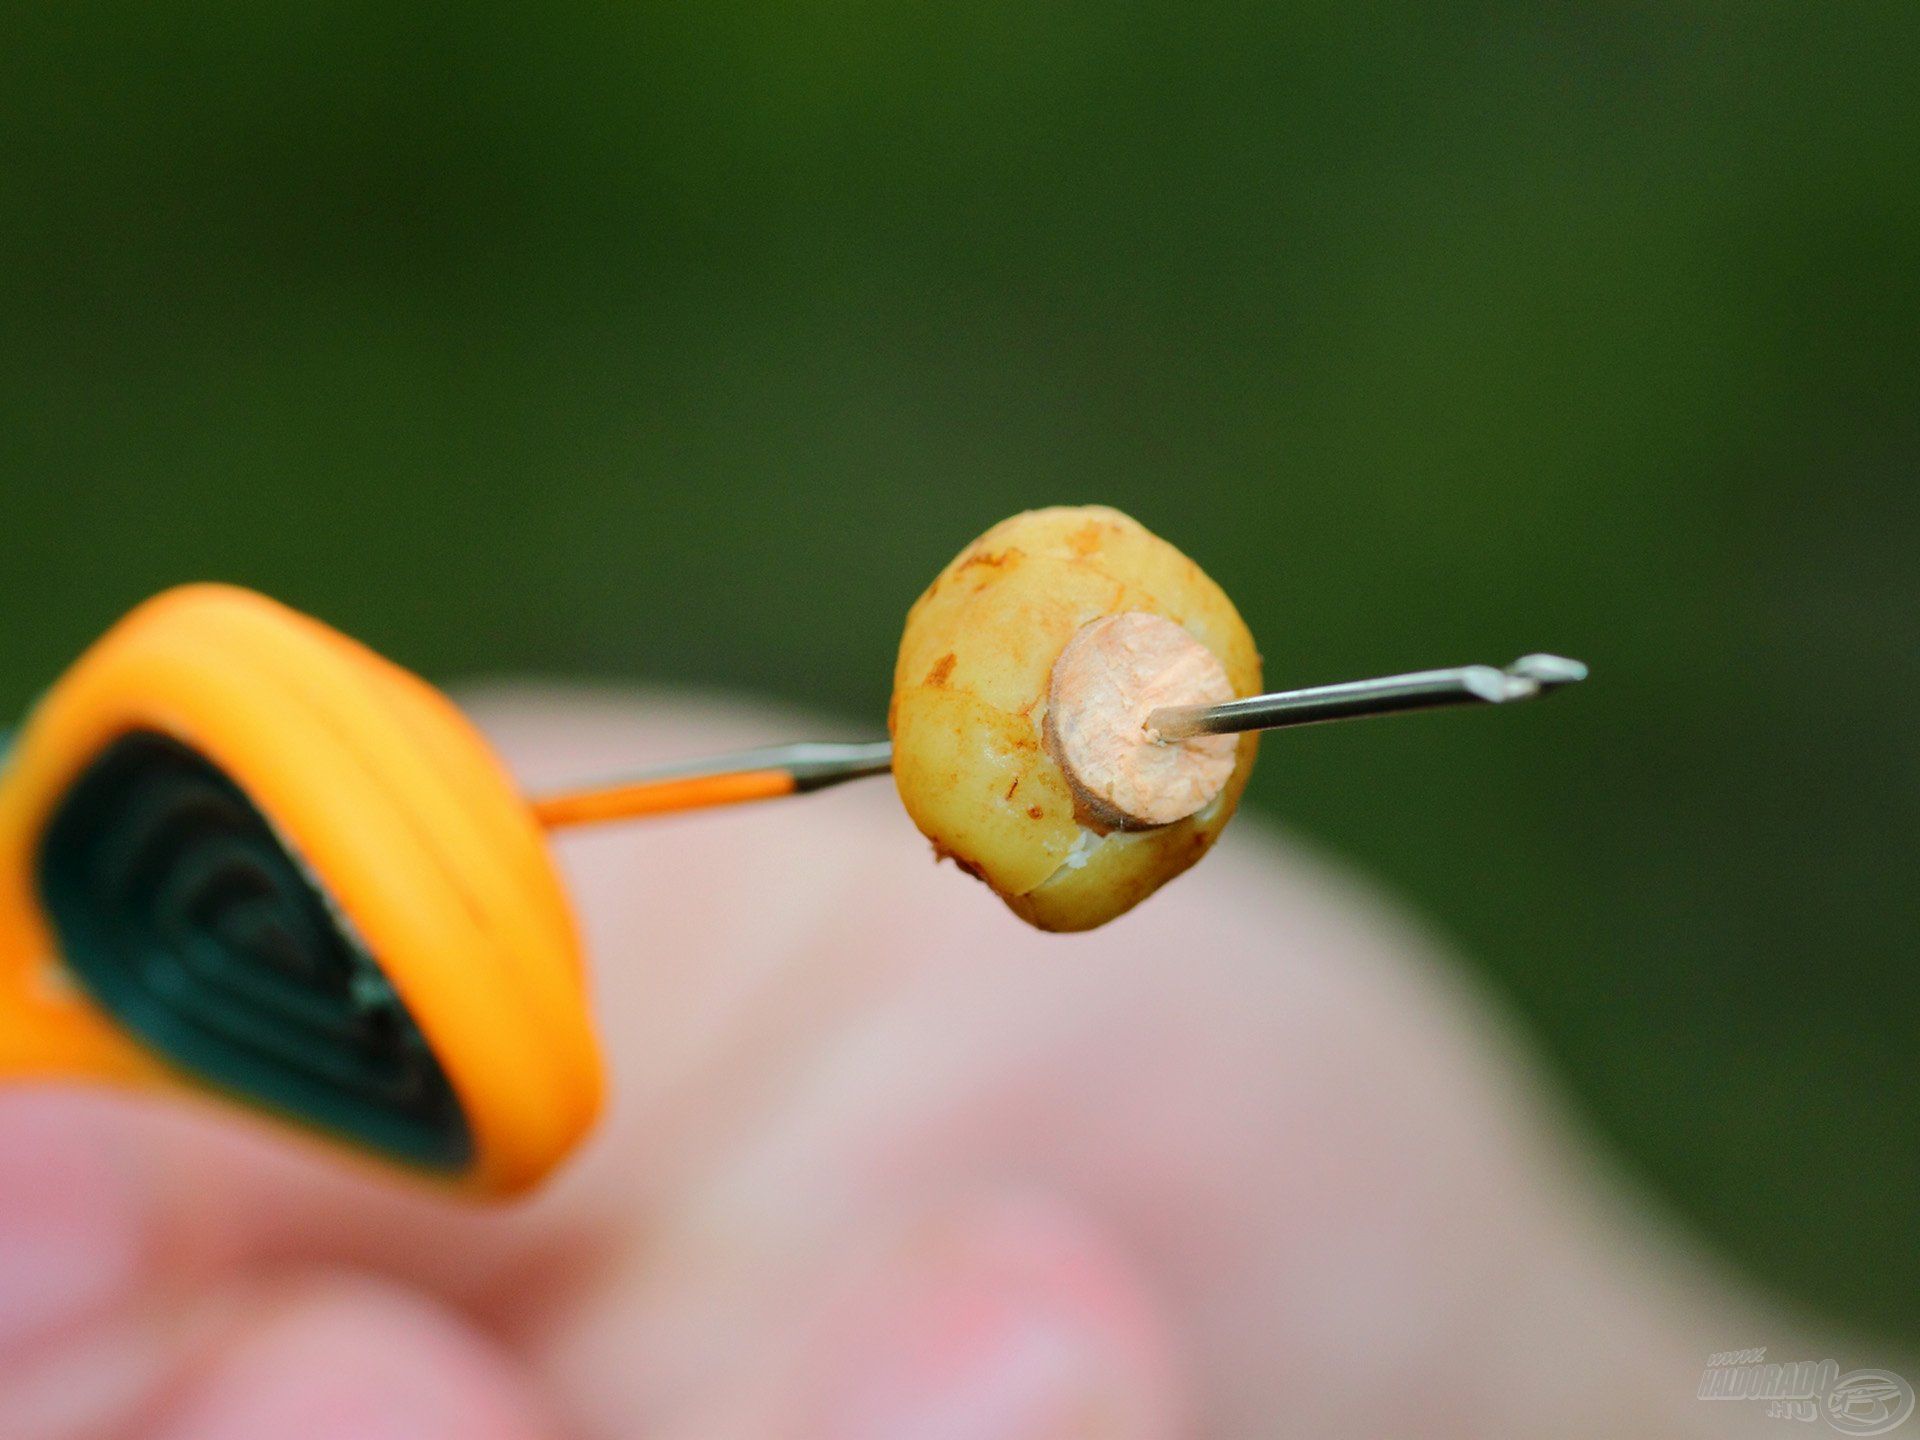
[958,545,1020,572]
[1005,778,1021,799]
[961,546,1022,592]
[924,653,956,687]
[1027,806,1044,819]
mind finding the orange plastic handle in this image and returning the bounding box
[0,586,605,1196]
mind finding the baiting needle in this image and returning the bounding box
[527,655,1586,830]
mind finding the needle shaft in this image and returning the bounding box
[1146,653,1588,741]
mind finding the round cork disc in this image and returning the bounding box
[1043,611,1238,829]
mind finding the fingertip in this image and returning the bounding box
[0,1089,146,1357]
[815,1193,1184,1440]
[146,1276,559,1440]
[674,1192,1185,1440]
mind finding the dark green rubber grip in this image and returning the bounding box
[36,731,472,1172]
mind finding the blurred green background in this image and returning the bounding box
[2,2,1915,1342]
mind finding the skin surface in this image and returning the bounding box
[0,692,1801,1439]
[890,506,1261,932]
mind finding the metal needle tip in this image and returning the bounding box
[1146,653,1589,741]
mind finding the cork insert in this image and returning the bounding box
[1043,611,1237,831]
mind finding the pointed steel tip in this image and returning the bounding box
[1466,654,1589,705]
[1508,653,1589,689]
